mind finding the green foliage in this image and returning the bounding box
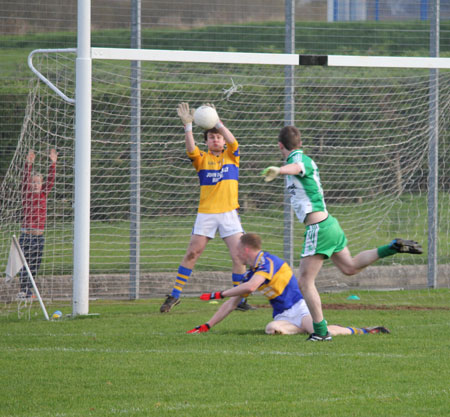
[0,292,449,416]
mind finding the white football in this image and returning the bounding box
[193,105,219,130]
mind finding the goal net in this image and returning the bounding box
[1,49,449,304]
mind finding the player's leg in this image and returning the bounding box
[266,321,390,336]
[266,299,312,334]
[265,320,304,335]
[331,238,423,276]
[221,211,255,311]
[27,236,45,296]
[331,246,379,276]
[298,254,331,340]
[328,325,390,335]
[18,233,32,296]
[160,233,210,313]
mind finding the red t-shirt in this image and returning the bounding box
[21,162,56,231]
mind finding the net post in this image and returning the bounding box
[427,0,439,289]
[283,0,295,268]
[73,0,92,316]
[129,0,141,300]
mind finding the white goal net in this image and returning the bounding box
[1,50,449,303]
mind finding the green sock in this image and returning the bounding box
[313,319,328,336]
[377,244,397,258]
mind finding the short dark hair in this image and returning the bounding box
[278,126,302,150]
[203,127,221,142]
[240,233,262,251]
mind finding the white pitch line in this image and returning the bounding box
[0,345,420,359]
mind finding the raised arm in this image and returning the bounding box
[177,102,196,153]
[22,150,35,194]
[206,103,236,146]
[42,148,57,194]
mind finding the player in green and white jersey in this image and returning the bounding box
[262,126,423,342]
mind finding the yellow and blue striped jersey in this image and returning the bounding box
[243,251,303,317]
[187,140,240,214]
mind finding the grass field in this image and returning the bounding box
[1,291,449,417]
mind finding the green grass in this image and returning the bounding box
[1,291,449,417]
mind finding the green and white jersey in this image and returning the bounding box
[285,149,327,223]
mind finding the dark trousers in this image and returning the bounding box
[19,233,45,292]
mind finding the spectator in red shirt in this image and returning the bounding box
[18,149,57,298]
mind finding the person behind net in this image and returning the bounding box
[260,126,423,341]
[18,148,57,298]
[188,233,390,336]
[160,103,254,313]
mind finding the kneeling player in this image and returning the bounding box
[187,233,389,338]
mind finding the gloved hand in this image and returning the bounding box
[187,323,210,334]
[200,291,224,301]
[261,166,281,182]
[177,102,195,125]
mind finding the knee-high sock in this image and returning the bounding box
[171,266,192,298]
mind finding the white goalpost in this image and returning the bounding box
[1,3,449,317]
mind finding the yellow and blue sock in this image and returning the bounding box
[232,273,245,287]
[171,266,192,298]
[347,327,368,335]
[232,273,245,303]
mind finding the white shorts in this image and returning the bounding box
[273,299,310,328]
[193,210,244,239]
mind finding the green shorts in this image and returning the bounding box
[301,215,348,259]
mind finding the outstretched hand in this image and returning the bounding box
[177,102,195,125]
[261,166,281,182]
[187,323,210,334]
[49,148,58,163]
[26,150,35,164]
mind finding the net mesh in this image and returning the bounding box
[1,51,449,304]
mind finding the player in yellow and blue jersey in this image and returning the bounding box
[187,233,390,336]
[160,103,254,313]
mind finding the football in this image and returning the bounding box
[193,105,219,130]
[51,310,62,320]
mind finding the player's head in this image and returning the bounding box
[278,126,302,151]
[31,172,43,193]
[204,128,225,152]
[238,233,262,264]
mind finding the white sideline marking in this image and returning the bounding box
[0,345,420,359]
[158,388,449,412]
[2,332,97,338]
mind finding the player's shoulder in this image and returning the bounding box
[187,145,202,158]
[257,251,280,268]
[287,149,303,162]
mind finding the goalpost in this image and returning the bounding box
[2,47,445,314]
[1,4,449,316]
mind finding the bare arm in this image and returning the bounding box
[216,123,236,146]
[22,150,35,194]
[205,274,265,329]
[184,129,196,153]
[262,162,304,182]
[209,104,236,145]
[43,149,57,195]
[206,296,241,328]
[221,274,265,298]
[279,162,304,176]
